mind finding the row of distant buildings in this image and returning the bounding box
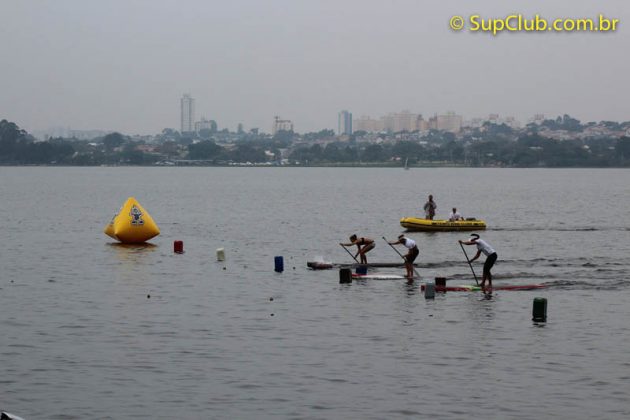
[349,111,463,134]
[182,94,601,139]
[181,94,468,137]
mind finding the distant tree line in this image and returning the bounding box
[2,118,630,167]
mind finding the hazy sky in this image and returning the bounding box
[1,0,629,135]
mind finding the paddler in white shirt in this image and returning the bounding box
[388,234,420,279]
[459,233,497,289]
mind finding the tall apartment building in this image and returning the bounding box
[338,110,353,135]
[195,118,217,133]
[383,110,421,132]
[272,116,293,135]
[436,112,463,133]
[180,94,195,133]
[353,115,384,133]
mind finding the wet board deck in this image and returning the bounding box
[351,273,415,280]
[309,261,420,270]
[421,284,547,292]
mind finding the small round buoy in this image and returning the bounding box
[270,297,274,301]
[147,294,151,299]
[222,267,226,270]
[270,313,274,316]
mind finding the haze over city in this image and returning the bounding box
[1,0,629,135]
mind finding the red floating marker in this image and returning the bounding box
[174,240,184,254]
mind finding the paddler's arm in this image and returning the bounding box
[469,250,481,262]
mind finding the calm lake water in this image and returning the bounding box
[1,167,630,419]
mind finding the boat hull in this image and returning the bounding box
[400,217,486,232]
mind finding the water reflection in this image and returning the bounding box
[107,242,158,264]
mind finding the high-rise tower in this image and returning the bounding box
[338,110,353,135]
[180,94,195,133]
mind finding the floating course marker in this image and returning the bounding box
[274,256,284,273]
[174,240,184,254]
[216,248,225,261]
[532,297,547,322]
[424,281,436,299]
[104,197,160,244]
[355,265,368,275]
[339,268,352,284]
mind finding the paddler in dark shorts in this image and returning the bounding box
[459,233,497,289]
[388,234,419,278]
[340,234,375,264]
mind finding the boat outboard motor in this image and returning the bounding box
[1,413,26,420]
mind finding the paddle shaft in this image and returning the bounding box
[382,236,421,278]
[339,243,360,264]
[459,242,479,285]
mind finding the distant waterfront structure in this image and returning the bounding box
[180,94,195,134]
[354,111,428,133]
[354,115,384,133]
[272,116,293,135]
[338,110,353,135]
[436,112,463,133]
[530,114,546,124]
[194,118,216,133]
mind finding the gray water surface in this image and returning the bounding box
[1,167,629,419]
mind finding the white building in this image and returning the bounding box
[180,94,195,133]
[272,116,293,135]
[436,112,463,133]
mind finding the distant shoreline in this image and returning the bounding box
[1,163,628,169]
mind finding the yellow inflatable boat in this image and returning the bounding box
[400,217,486,232]
[104,197,160,243]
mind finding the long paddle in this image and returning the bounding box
[459,241,479,285]
[339,243,360,264]
[382,236,420,279]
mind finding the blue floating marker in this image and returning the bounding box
[355,265,368,275]
[274,256,284,273]
[424,281,436,299]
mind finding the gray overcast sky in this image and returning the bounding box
[1,0,629,135]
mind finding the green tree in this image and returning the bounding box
[188,140,223,160]
[102,132,125,151]
[0,119,27,158]
[616,137,630,162]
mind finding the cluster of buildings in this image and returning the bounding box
[178,94,627,141]
[352,111,463,134]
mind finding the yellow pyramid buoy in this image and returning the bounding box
[104,197,160,243]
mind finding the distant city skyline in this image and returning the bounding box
[2,1,629,135]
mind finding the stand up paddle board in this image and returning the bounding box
[352,273,416,280]
[421,284,547,292]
